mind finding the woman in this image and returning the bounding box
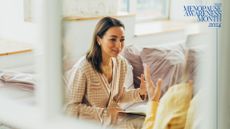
[65,17,148,128]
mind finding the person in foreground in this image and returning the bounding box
[65,16,148,128]
[142,64,193,129]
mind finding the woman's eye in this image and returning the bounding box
[110,39,116,42]
[110,38,125,43]
[120,39,125,42]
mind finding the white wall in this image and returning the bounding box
[0,0,39,45]
[0,0,45,72]
[62,0,121,17]
[0,0,48,56]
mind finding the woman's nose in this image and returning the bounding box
[115,41,122,49]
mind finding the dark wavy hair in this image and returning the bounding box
[86,16,125,73]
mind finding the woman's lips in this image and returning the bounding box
[112,50,119,54]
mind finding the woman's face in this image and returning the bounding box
[98,26,125,58]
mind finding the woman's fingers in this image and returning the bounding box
[143,64,156,100]
[156,79,162,89]
[144,64,151,82]
[138,74,145,88]
[152,79,162,101]
[188,80,193,87]
[138,74,147,96]
[155,79,162,95]
[142,63,163,101]
[187,80,193,96]
[137,74,145,83]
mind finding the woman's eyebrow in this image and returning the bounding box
[110,35,125,38]
[110,35,118,38]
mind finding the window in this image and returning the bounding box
[120,0,129,12]
[120,0,169,21]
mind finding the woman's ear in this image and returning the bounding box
[97,36,102,46]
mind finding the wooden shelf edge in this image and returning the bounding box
[0,49,33,56]
[63,12,135,21]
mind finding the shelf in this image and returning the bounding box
[63,12,135,21]
[0,39,33,56]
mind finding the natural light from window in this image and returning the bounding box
[120,0,169,21]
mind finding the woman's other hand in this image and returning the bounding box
[107,107,122,124]
[138,74,147,97]
[144,64,162,102]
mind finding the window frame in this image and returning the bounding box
[120,0,170,22]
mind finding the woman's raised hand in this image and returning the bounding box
[144,64,162,102]
[139,74,147,97]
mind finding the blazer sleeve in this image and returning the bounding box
[65,67,105,123]
[118,88,144,103]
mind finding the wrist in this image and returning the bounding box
[139,89,146,96]
[152,97,160,102]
